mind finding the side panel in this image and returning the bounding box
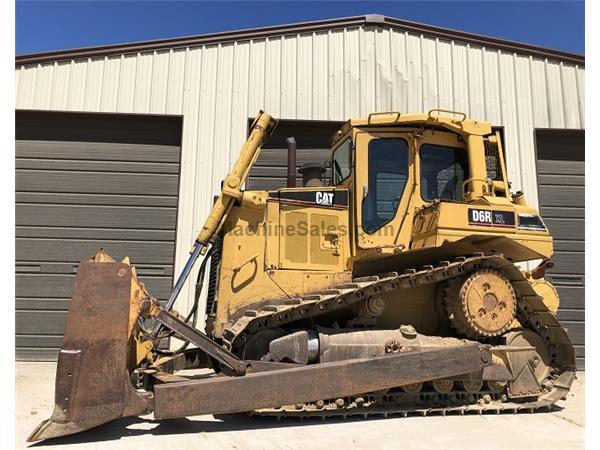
[213,191,351,337]
[411,202,553,261]
[270,188,350,272]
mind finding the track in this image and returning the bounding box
[222,254,576,418]
[250,388,548,420]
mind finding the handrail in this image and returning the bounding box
[367,111,401,124]
[427,109,467,122]
[462,177,494,196]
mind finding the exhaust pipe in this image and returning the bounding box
[286,136,296,188]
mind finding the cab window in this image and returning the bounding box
[420,144,469,202]
[332,139,352,185]
[362,138,409,233]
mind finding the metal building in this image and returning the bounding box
[15,15,585,366]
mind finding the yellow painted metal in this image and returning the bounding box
[376,284,439,335]
[207,110,557,341]
[277,200,349,271]
[196,111,277,246]
[330,111,492,147]
[352,126,469,251]
[529,278,560,315]
[410,201,553,261]
[211,188,352,337]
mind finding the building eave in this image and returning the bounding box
[15,14,584,67]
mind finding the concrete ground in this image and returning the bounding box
[16,362,584,450]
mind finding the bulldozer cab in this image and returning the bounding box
[330,111,507,253]
[325,111,553,274]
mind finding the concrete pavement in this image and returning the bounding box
[16,362,584,449]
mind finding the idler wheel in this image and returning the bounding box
[446,269,517,338]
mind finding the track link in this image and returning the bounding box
[251,389,544,420]
[222,254,576,418]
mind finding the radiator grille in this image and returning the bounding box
[285,212,308,263]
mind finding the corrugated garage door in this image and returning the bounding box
[16,110,182,361]
[247,119,343,190]
[535,129,585,368]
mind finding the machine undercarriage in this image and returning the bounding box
[223,253,574,417]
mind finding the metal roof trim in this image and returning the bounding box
[16,14,584,67]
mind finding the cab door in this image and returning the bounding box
[354,131,414,249]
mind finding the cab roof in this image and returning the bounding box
[330,110,492,147]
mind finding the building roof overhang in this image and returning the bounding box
[16,14,584,67]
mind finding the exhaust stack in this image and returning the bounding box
[286,136,296,188]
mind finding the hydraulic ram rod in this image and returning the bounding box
[153,344,488,419]
[151,111,276,337]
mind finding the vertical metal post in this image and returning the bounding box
[286,137,297,188]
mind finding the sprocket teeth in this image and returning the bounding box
[444,268,517,339]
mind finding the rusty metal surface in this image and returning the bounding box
[267,326,474,364]
[153,344,484,419]
[444,269,517,338]
[155,309,246,375]
[531,259,555,279]
[28,261,151,442]
[28,254,576,442]
[151,348,211,373]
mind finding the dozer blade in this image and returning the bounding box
[28,260,151,442]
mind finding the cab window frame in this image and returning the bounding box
[331,137,353,186]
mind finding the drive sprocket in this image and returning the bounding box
[445,268,517,339]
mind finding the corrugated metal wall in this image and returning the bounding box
[15,25,585,320]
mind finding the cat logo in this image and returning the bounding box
[315,191,334,206]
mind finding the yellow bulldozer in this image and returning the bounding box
[29,110,575,442]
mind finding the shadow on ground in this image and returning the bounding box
[27,413,375,447]
[27,405,565,447]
